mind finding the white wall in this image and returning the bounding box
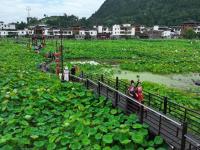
[194,26,200,33]
[153,25,159,31]
[44,29,49,36]
[88,30,97,36]
[112,25,120,36]
[18,30,26,36]
[131,27,136,36]
[63,30,73,36]
[79,30,86,35]
[0,30,8,37]
[162,31,172,38]
[97,26,103,33]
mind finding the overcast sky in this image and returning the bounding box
[0,0,105,23]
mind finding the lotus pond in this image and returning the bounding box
[0,40,168,149]
[45,39,200,74]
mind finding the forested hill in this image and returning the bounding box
[89,0,200,26]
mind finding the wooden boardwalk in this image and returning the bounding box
[70,75,200,150]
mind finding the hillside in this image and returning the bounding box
[89,0,200,26]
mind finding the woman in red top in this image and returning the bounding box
[135,81,144,103]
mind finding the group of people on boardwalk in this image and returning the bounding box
[128,79,144,103]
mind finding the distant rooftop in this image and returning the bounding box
[183,20,200,24]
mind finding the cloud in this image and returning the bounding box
[0,0,105,23]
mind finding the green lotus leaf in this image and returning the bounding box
[110,109,117,115]
[75,124,84,136]
[103,147,111,150]
[81,135,91,145]
[111,145,120,150]
[93,144,101,150]
[34,140,46,148]
[95,133,103,140]
[47,143,56,150]
[103,134,113,144]
[132,123,143,129]
[70,141,82,150]
[131,132,144,144]
[154,136,164,145]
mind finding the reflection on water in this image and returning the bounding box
[113,68,200,94]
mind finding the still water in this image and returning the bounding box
[113,68,200,94]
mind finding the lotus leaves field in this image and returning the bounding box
[45,39,200,74]
[0,41,167,149]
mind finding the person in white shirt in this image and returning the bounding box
[64,66,69,81]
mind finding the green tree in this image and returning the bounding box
[183,29,197,39]
[16,21,27,30]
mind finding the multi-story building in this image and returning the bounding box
[112,24,135,38]
[181,20,200,34]
[0,22,16,30]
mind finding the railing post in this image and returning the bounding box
[184,109,187,122]
[158,115,162,135]
[98,81,101,97]
[148,93,151,106]
[140,102,144,124]
[124,85,127,94]
[116,77,119,90]
[101,74,104,82]
[114,77,119,107]
[163,96,168,114]
[86,79,89,89]
[181,122,188,150]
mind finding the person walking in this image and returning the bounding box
[135,81,144,103]
[128,80,136,98]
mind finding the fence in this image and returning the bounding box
[70,73,200,150]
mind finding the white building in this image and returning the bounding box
[0,22,16,30]
[97,26,112,34]
[112,24,135,38]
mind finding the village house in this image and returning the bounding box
[0,21,17,37]
[76,27,97,40]
[75,29,86,40]
[95,25,112,39]
[0,22,16,30]
[112,24,135,39]
[153,25,174,38]
[181,20,200,34]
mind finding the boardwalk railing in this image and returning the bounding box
[70,73,200,150]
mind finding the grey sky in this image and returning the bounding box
[0,0,105,23]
